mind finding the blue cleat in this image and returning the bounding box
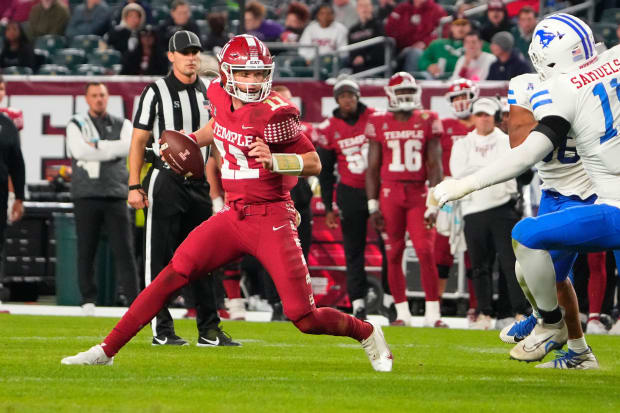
[536,347,599,369]
[499,314,538,344]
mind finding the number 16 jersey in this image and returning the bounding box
[365,110,443,183]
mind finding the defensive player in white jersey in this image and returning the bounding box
[434,13,620,369]
[500,72,601,363]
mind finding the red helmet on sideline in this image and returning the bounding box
[384,72,422,112]
[445,78,479,119]
[217,34,274,103]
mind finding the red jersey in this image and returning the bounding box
[366,110,443,183]
[0,107,24,130]
[208,80,315,204]
[315,106,375,189]
[440,118,473,176]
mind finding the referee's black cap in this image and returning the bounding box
[169,30,203,53]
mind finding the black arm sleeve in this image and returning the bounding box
[317,147,337,211]
[534,115,571,149]
[516,168,534,187]
[6,121,26,200]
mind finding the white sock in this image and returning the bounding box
[352,298,365,313]
[383,294,394,308]
[395,301,411,321]
[588,313,600,320]
[513,242,558,311]
[567,336,588,354]
[424,300,440,322]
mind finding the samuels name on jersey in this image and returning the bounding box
[208,78,315,203]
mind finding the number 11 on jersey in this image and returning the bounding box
[592,79,620,144]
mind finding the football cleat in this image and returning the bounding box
[390,319,407,327]
[500,314,538,344]
[152,334,189,346]
[469,314,493,330]
[378,304,397,323]
[510,319,567,362]
[536,347,599,370]
[423,318,449,328]
[197,326,241,347]
[271,302,289,322]
[586,318,609,334]
[354,307,368,321]
[61,344,113,366]
[609,319,620,335]
[360,321,393,372]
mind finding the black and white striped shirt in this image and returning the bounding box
[133,72,210,157]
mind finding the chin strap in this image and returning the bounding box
[271,153,304,175]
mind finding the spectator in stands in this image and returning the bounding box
[120,25,167,75]
[298,3,347,64]
[333,0,358,29]
[1,0,37,25]
[65,0,112,38]
[347,0,383,74]
[104,2,145,54]
[417,17,470,79]
[280,2,310,43]
[384,0,446,73]
[111,1,153,26]
[511,6,537,59]
[480,0,514,43]
[441,1,477,39]
[244,1,284,42]
[0,21,35,70]
[487,31,531,80]
[377,0,395,23]
[203,12,230,54]
[28,0,70,40]
[156,0,200,54]
[66,82,139,314]
[451,30,496,81]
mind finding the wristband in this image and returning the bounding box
[188,133,197,143]
[271,153,304,175]
[212,196,224,213]
[129,184,142,190]
[368,199,379,214]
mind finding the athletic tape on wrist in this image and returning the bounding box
[271,153,304,175]
[368,199,379,214]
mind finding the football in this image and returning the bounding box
[160,129,205,179]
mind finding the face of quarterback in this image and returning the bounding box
[232,69,269,94]
[473,112,495,135]
[169,48,200,78]
[85,84,109,117]
[336,91,358,116]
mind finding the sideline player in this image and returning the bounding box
[366,72,446,328]
[499,72,608,362]
[437,78,476,318]
[61,35,392,372]
[434,14,620,369]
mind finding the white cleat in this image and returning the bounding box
[81,303,95,317]
[536,346,599,370]
[510,319,567,362]
[61,344,113,366]
[609,319,620,335]
[360,321,393,372]
[469,314,493,330]
[586,319,609,335]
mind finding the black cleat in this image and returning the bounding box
[197,326,241,347]
[152,334,189,346]
[354,307,368,320]
[270,302,289,322]
[378,304,397,323]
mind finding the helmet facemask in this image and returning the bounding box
[221,63,274,103]
[385,85,421,112]
[446,90,476,119]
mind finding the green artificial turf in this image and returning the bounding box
[1,314,619,412]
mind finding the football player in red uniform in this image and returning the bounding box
[316,76,377,320]
[436,79,477,317]
[366,72,445,328]
[61,35,392,372]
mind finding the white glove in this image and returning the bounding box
[212,196,224,213]
[433,176,479,207]
[423,205,438,220]
[7,192,15,224]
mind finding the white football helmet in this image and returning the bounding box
[384,72,422,111]
[445,78,479,119]
[528,13,596,81]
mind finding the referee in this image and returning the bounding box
[128,30,239,347]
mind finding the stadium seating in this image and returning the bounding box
[52,48,87,71]
[88,49,122,70]
[74,64,108,76]
[600,8,620,25]
[70,35,102,55]
[37,64,71,75]
[2,66,34,75]
[592,22,618,48]
[34,35,67,56]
